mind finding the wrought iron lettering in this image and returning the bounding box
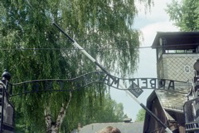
[140,78,148,89]
[159,79,166,89]
[9,71,189,96]
[149,78,157,89]
[103,74,120,88]
[168,80,175,90]
[45,81,53,90]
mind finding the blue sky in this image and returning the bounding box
[110,0,180,121]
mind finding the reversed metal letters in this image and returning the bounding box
[9,71,190,97]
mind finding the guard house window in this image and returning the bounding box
[152,32,199,62]
[165,48,198,54]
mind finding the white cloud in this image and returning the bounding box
[136,0,176,22]
[140,21,179,46]
[135,0,180,46]
[134,0,183,30]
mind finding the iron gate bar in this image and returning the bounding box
[53,22,173,133]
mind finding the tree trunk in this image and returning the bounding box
[44,92,72,133]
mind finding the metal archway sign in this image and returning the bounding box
[9,71,189,97]
[2,22,190,133]
[8,70,190,133]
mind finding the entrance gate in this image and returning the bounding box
[0,22,193,133]
[1,22,196,133]
[1,68,191,132]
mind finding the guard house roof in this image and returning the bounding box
[152,32,199,50]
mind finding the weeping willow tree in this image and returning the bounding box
[0,0,152,132]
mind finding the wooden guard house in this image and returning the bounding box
[143,32,199,133]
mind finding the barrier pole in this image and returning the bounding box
[53,22,173,133]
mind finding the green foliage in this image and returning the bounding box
[166,0,199,31]
[0,0,152,132]
[135,108,146,122]
[66,93,126,127]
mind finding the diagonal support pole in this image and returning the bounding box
[53,22,173,133]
